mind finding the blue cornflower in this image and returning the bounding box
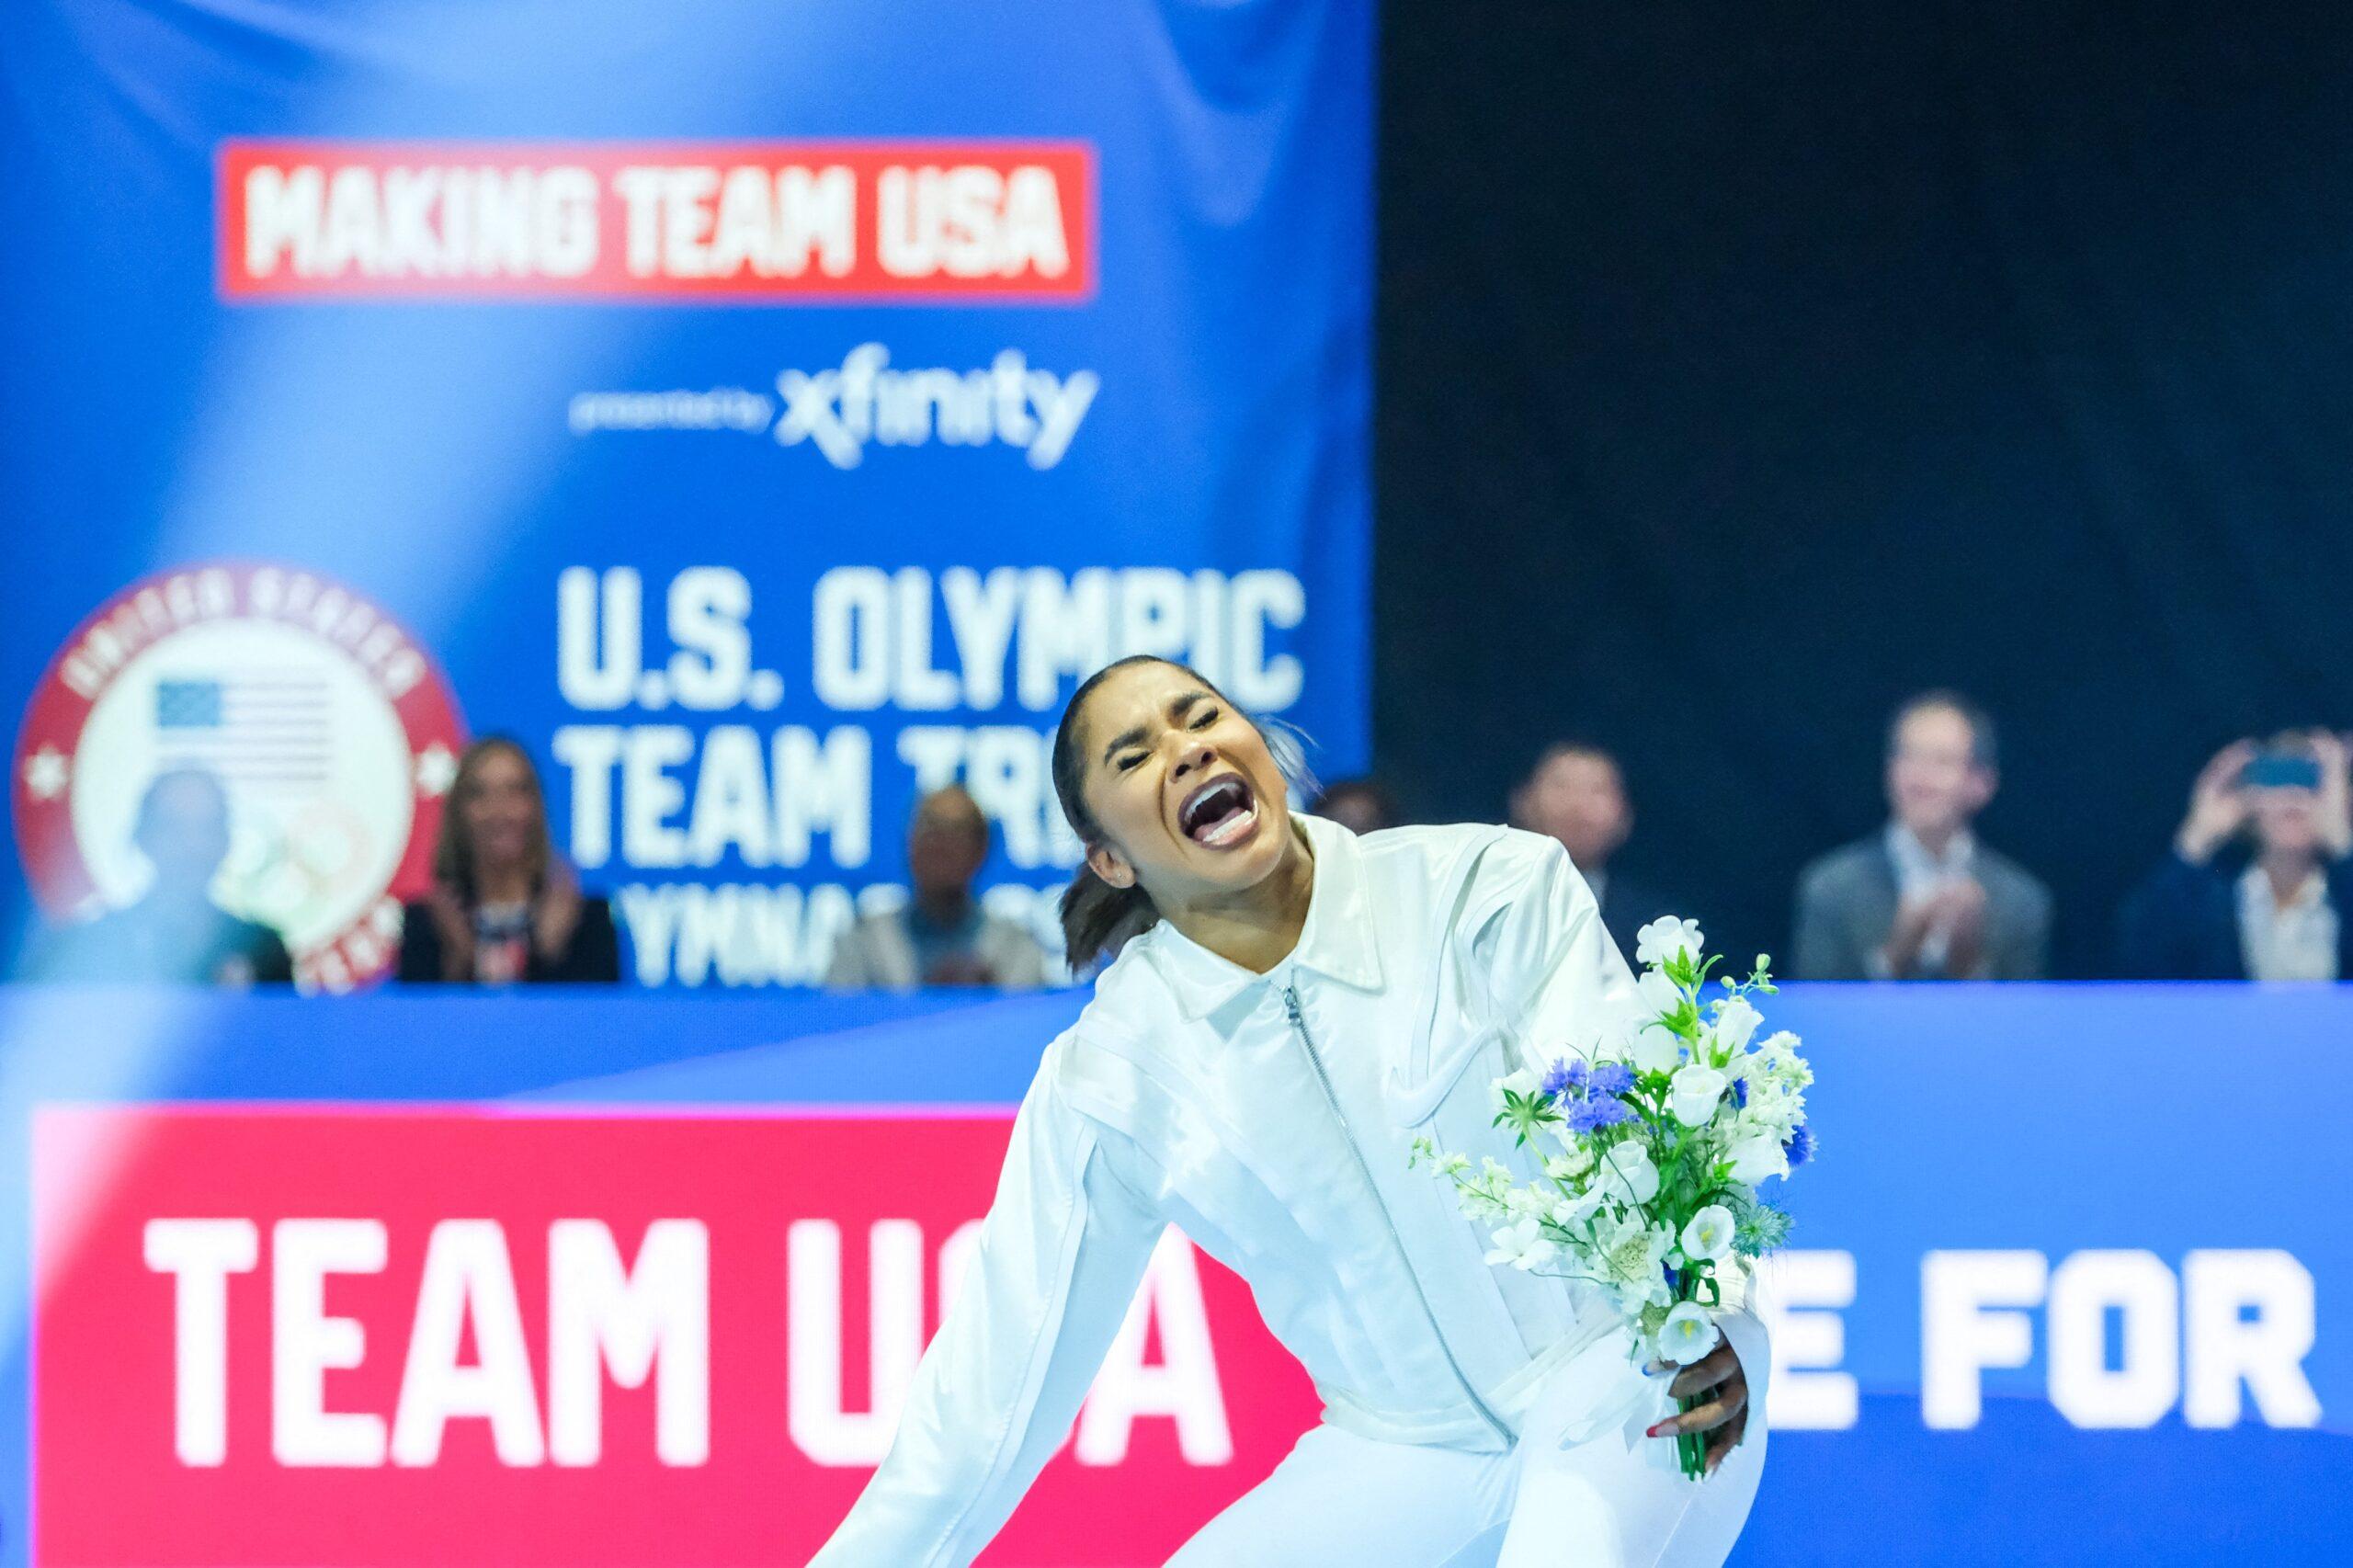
[1664,1263,1681,1289]
[1731,1078,1748,1109]
[1588,1062,1636,1096]
[1563,1094,1636,1134]
[1541,1059,1589,1098]
[1783,1123,1815,1169]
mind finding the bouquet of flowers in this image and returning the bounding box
[1409,916,1814,1480]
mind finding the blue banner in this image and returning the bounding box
[0,0,1373,989]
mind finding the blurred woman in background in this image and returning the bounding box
[2119,729,2353,980]
[397,736,620,985]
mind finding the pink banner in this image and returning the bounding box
[32,1107,1316,1565]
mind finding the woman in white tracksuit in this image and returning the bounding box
[813,656,1769,1567]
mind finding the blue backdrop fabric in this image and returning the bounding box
[0,0,1372,987]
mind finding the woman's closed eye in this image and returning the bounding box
[1190,706,1220,729]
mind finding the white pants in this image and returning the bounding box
[1165,1378,1765,1567]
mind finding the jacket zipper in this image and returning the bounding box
[1282,982,1514,1447]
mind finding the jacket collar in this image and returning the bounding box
[1883,820,1976,886]
[1141,811,1386,1020]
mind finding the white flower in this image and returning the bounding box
[1458,1158,1516,1218]
[1668,1064,1728,1128]
[1596,1140,1660,1204]
[1733,1064,1804,1132]
[1654,1301,1722,1366]
[1506,1184,1555,1222]
[1635,915,1704,970]
[1724,1131,1790,1186]
[1631,1019,1685,1076]
[1743,1085,1803,1139]
[1597,1212,1675,1312]
[1636,967,1685,1019]
[1710,995,1763,1056]
[1680,1204,1736,1263]
[1484,1218,1559,1272]
[1550,1187,1603,1230]
[1756,1031,1810,1085]
[1543,1148,1594,1183]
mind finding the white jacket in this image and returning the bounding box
[813,814,1770,1566]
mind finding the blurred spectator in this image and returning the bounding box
[398,736,620,984]
[1510,742,1682,960]
[2117,732,2353,980]
[25,767,291,985]
[826,784,1048,991]
[1312,777,1401,835]
[1793,691,2051,979]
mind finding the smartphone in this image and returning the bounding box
[2243,753,2323,790]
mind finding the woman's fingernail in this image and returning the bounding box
[1644,1423,1665,1438]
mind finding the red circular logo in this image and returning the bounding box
[13,562,468,990]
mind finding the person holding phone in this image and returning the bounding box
[2117,730,2353,980]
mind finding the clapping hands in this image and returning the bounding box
[1885,877,1988,978]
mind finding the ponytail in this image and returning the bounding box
[1058,864,1159,974]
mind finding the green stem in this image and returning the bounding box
[1668,1271,1711,1481]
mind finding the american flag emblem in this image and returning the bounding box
[154,679,225,729]
[150,671,334,786]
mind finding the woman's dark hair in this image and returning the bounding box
[1053,657,1175,971]
[1055,654,1294,973]
[434,734,553,906]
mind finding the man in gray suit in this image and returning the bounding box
[1793,692,2052,979]
[824,784,1050,993]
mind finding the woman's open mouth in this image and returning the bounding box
[1177,773,1260,849]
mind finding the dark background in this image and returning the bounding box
[1374,0,2353,975]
